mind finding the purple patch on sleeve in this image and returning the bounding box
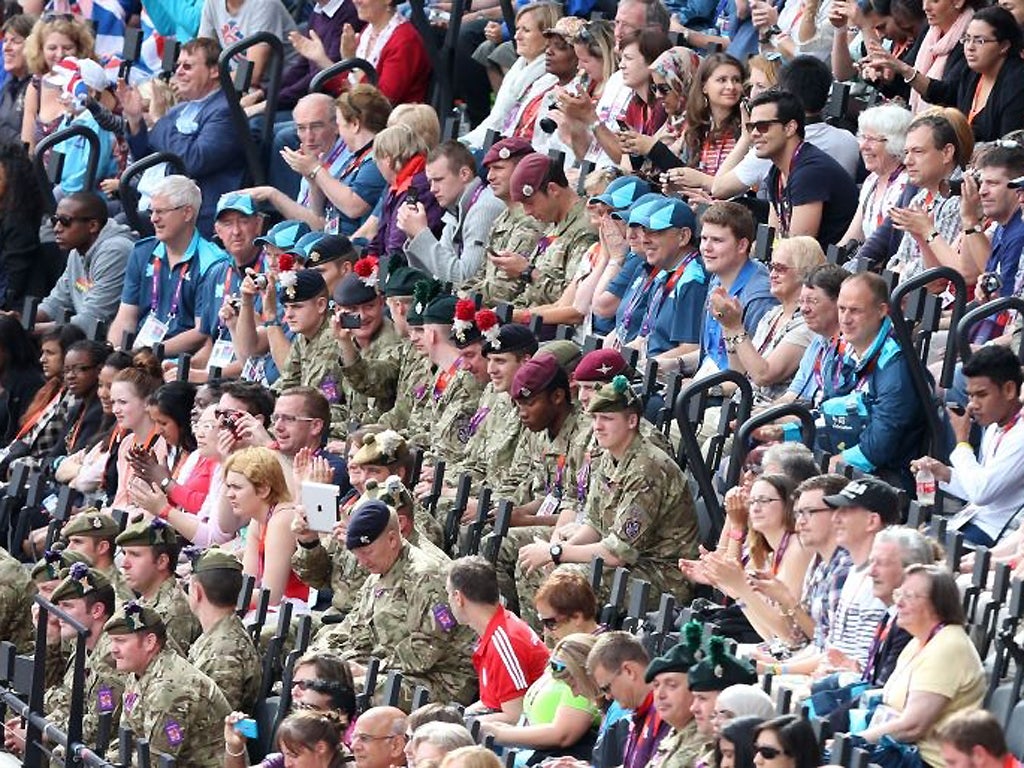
[123,692,138,713]
[164,720,184,747]
[97,687,115,713]
[432,603,456,632]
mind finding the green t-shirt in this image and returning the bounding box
[522,672,601,726]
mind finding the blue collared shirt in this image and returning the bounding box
[701,259,777,369]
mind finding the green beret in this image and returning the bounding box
[687,636,757,692]
[384,266,429,299]
[538,340,582,375]
[103,601,165,635]
[115,518,179,549]
[645,621,704,683]
[62,509,119,539]
[193,547,243,574]
[407,279,443,327]
[352,430,406,467]
[50,562,111,603]
[422,295,457,327]
[32,548,91,583]
[588,375,642,414]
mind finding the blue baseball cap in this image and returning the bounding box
[285,231,325,262]
[255,220,312,250]
[614,192,666,222]
[589,176,652,210]
[626,195,669,228]
[216,192,258,218]
[642,198,696,232]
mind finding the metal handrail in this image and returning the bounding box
[957,296,1024,366]
[730,402,817,486]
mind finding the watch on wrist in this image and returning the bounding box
[159,476,172,491]
[520,266,534,285]
[549,544,563,565]
[925,230,941,244]
[963,223,984,235]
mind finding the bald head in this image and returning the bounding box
[294,93,339,155]
[352,706,408,768]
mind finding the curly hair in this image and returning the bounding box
[683,53,746,169]
[24,15,94,75]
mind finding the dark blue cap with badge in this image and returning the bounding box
[589,176,652,210]
[255,220,312,250]
[346,499,392,549]
[281,268,328,304]
[334,272,379,307]
[308,234,358,267]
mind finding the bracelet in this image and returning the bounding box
[902,67,917,83]
[925,230,941,244]
[225,744,247,758]
[956,441,972,451]
[261,318,281,328]
[728,527,746,541]
[308,165,322,181]
[158,505,172,520]
[725,332,748,353]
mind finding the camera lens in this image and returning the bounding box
[539,117,557,134]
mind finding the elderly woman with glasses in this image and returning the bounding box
[711,236,825,406]
[479,633,601,765]
[840,105,913,246]
[225,652,357,767]
[857,565,984,768]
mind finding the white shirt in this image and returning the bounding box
[464,54,549,149]
[944,412,1024,541]
[777,0,836,61]
[732,121,861,187]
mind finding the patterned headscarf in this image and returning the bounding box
[650,46,701,99]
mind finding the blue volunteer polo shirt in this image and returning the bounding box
[701,258,777,369]
[643,253,709,358]
[121,230,227,342]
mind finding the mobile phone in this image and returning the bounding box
[234,719,258,739]
[616,118,630,132]
[338,312,362,329]
[405,188,419,207]
[946,402,966,416]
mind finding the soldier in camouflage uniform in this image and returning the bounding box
[516,376,698,624]
[104,603,230,767]
[462,137,545,304]
[185,549,261,713]
[31,549,92,688]
[0,545,35,653]
[61,510,134,605]
[489,152,598,309]
[272,269,350,439]
[332,266,407,428]
[44,564,126,753]
[311,500,476,708]
[484,354,593,621]
[645,624,712,768]
[115,519,201,651]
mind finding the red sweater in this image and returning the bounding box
[375,22,432,105]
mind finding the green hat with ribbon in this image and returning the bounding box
[50,562,111,602]
[115,518,179,548]
[32,548,91,583]
[645,620,704,682]
[62,509,119,539]
[103,600,165,635]
[687,636,757,692]
[588,375,643,414]
[407,279,443,327]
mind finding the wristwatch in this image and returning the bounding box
[963,223,985,236]
[159,477,172,492]
[549,544,563,565]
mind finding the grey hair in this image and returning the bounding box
[295,92,335,120]
[151,175,201,212]
[761,442,818,483]
[410,722,475,752]
[858,104,914,160]
[876,525,935,567]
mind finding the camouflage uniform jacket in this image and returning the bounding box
[372,341,432,434]
[315,541,476,704]
[113,648,230,767]
[651,720,709,768]
[0,547,34,653]
[98,563,136,606]
[381,353,435,443]
[142,577,201,653]
[463,203,545,304]
[187,613,261,713]
[583,431,698,603]
[496,405,593,519]
[514,199,598,308]
[424,363,483,463]
[449,384,522,492]
[45,631,126,749]
[338,319,406,427]
[273,318,348,438]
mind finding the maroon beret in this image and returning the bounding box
[574,349,629,383]
[510,153,555,204]
[510,353,561,400]
[482,137,534,167]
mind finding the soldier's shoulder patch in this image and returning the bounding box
[97,686,115,713]
[621,507,644,542]
[432,603,457,632]
[320,375,341,404]
[164,719,184,747]
[123,691,139,713]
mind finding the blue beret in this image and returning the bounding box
[346,499,392,549]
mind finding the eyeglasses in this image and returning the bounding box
[856,133,888,144]
[351,732,397,745]
[746,119,783,134]
[794,506,832,519]
[755,745,787,760]
[64,364,97,375]
[214,408,243,420]
[893,587,926,602]
[291,678,322,691]
[960,34,998,47]
[597,667,624,695]
[549,658,568,674]
[150,204,187,217]
[194,420,218,433]
[652,82,674,96]
[50,214,95,227]
[748,496,783,506]
[270,413,317,425]
[538,614,563,631]
[768,262,793,274]
[712,708,736,721]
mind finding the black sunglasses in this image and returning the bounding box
[50,214,96,227]
[755,745,786,760]
[652,82,673,96]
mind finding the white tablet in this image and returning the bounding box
[302,481,340,533]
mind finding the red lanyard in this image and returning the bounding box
[992,410,1022,455]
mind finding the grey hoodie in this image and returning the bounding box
[39,219,137,332]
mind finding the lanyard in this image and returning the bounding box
[15,389,63,442]
[773,142,805,236]
[547,454,566,497]
[621,265,658,333]
[872,165,906,228]
[640,251,698,336]
[862,612,893,682]
[150,257,191,320]
[218,256,263,334]
[991,410,1022,455]
[812,335,846,395]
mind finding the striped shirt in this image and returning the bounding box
[472,607,550,710]
[827,561,888,667]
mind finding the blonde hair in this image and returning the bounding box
[439,746,503,768]
[223,446,292,505]
[747,54,781,89]
[387,105,441,151]
[549,633,600,701]
[774,236,825,279]
[517,2,561,32]
[25,16,95,75]
[137,77,177,122]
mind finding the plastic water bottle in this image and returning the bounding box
[916,465,936,506]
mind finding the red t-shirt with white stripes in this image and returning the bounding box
[473,607,551,709]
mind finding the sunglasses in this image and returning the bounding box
[538,615,563,631]
[50,214,95,227]
[549,658,568,674]
[746,119,783,134]
[755,745,786,760]
[652,82,674,96]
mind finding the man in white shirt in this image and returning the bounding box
[912,346,1024,546]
